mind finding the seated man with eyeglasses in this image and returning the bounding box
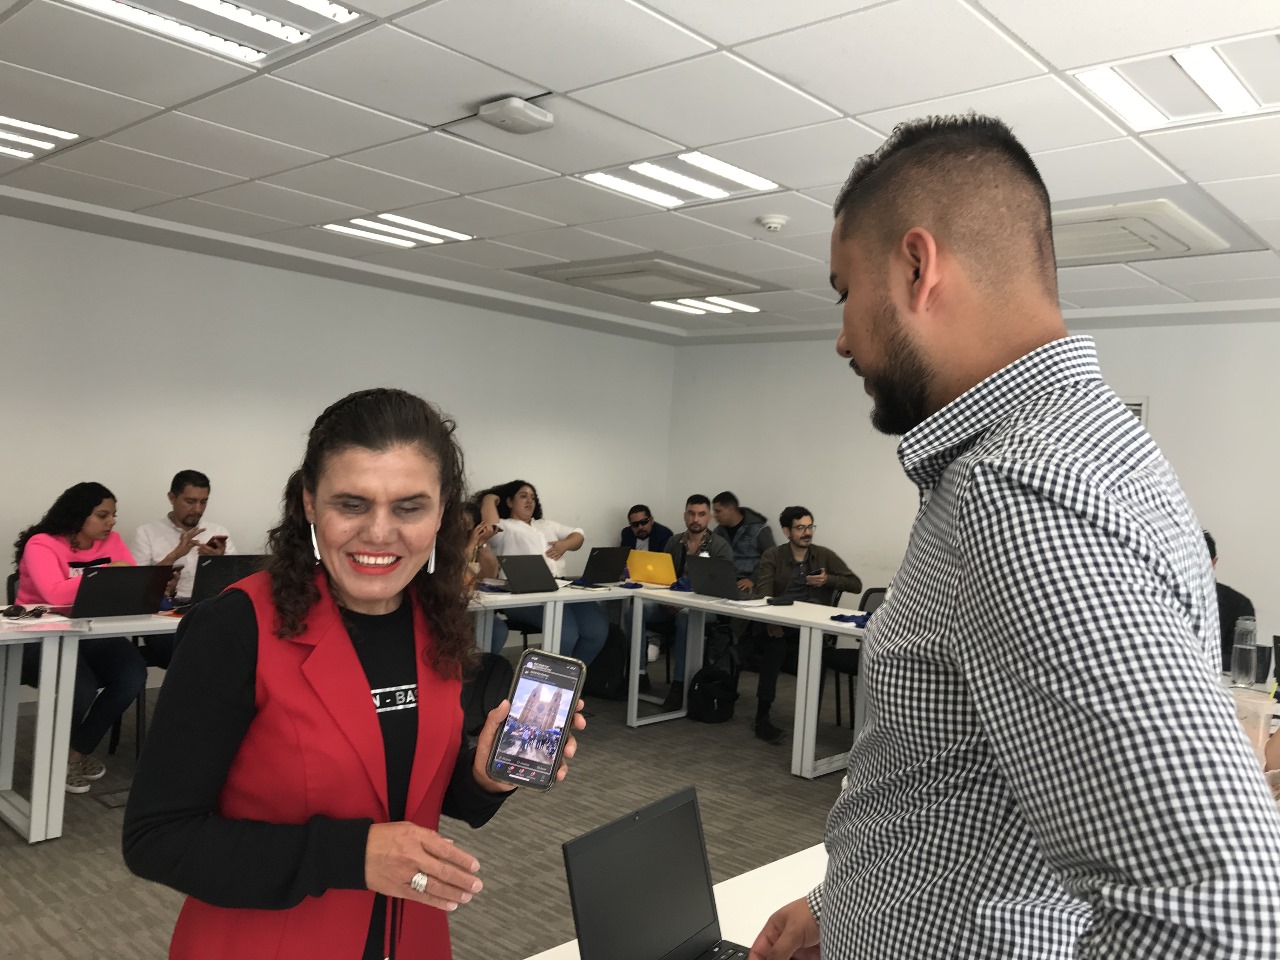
[618,504,673,554]
[750,506,862,743]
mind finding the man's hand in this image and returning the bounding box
[197,537,228,557]
[737,578,754,593]
[750,897,820,960]
[805,570,828,588]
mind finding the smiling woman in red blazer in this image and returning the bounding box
[123,388,586,960]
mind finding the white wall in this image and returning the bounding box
[667,321,1280,640]
[0,216,674,566]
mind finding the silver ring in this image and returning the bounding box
[409,871,429,895]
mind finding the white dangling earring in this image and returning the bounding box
[310,524,321,563]
[426,545,436,575]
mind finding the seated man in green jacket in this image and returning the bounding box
[750,506,862,743]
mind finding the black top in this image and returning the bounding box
[1216,581,1256,672]
[123,589,509,960]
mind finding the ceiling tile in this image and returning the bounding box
[1,163,175,210]
[476,177,660,225]
[736,0,1043,115]
[641,0,882,45]
[859,76,1123,153]
[0,1,251,106]
[703,120,883,190]
[259,225,410,260]
[384,195,561,237]
[1203,174,1280,224]
[276,26,543,126]
[1131,250,1280,285]
[726,290,834,314]
[1144,115,1280,183]
[756,263,833,290]
[45,142,241,196]
[138,198,296,236]
[181,78,425,156]
[0,154,25,177]
[678,240,818,273]
[416,240,565,269]
[1056,264,1162,293]
[1032,139,1182,201]
[1251,219,1280,249]
[1176,277,1280,301]
[109,114,324,179]
[1067,286,1193,307]
[573,53,837,147]
[499,227,646,260]
[583,212,747,250]
[345,132,555,194]
[194,181,367,225]
[0,60,159,139]
[397,0,712,89]
[678,191,833,235]
[800,184,840,206]
[445,96,680,174]
[263,160,452,212]
[760,231,830,261]
[341,0,423,15]
[976,0,1280,69]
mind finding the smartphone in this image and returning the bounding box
[206,535,228,548]
[486,649,586,790]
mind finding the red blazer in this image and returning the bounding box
[169,571,463,960]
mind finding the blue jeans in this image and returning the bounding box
[22,635,147,755]
[492,604,608,665]
[628,604,716,680]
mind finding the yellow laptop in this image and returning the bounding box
[626,549,677,586]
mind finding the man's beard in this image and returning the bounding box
[865,298,934,436]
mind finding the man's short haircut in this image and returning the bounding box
[1204,530,1217,562]
[686,494,711,509]
[712,491,739,509]
[628,504,651,518]
[779,506,813,529]
[170,470,211,495]
[833,114,1057,300]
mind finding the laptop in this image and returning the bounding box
[499,554,560,593]
[563,787,749,960]
[188,554,267,603]
[685,556,747,601]
[627,549,678,586]
[68,565,174,618]
[576,546,629,586]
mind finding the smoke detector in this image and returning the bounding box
[477,97,555,134]
[756,214,789,232]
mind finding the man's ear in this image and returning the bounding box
[901,227,940,312]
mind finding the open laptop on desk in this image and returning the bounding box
[499,554,560,594]
[685,556,748,601]
[627,549,677,587]
[563,787,750,960]
[574,546,629,587]
[187,554,267,604]
[64,565,174,618]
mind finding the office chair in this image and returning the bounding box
[820,587,886,728]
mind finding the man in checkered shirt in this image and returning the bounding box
[751,115,1280,959]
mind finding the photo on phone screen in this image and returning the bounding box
[487,649,585,790]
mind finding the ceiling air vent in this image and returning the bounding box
[520,255,777,302]
[1052,199,1228,265]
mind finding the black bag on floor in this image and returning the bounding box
[582,625,629,701]
[461,653,514,743]
[688,637,739,723]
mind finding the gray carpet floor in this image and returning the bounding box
[0,661,854,960]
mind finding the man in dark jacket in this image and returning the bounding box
[712,491,775,593]
[1205,530,1256,673]
[619,504,673,553]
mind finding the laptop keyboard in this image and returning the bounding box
[700,943,748,960]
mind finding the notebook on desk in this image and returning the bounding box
[188,554,267,603]
[563,787,750,960]
[499,554,560,593]
[627,549,677,586]
[67,565,174,618]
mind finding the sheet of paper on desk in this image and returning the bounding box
[722,598,769,606]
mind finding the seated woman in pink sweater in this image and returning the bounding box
[14,482,148,794]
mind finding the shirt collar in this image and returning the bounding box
[897,335,1102,491]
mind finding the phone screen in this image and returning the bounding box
[487,649,585,790]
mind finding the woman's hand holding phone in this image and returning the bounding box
[473,695,587,791]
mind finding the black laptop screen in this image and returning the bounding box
[564,790,718,960]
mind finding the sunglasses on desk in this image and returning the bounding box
[2,605,49,620]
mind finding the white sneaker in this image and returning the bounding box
[78,755,106,781]
[647,642,660,663]
[66,761,90,794]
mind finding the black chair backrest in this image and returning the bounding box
[859,587,887,614]
[5,572,17,605]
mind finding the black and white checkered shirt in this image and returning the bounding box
[813,337,1280,958]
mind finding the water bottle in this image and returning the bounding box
[1231,616,1258,687]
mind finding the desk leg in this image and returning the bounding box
[24,634,65,843]
[43,634,77,841]
[0,645,19,793]
[683,609,706,714]
[793,627,822,778]
[543,602,563,655]
[473,609,495,653]
[626,597,644,728]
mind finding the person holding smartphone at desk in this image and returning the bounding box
[13,481,147,794]
[124,389,586,960]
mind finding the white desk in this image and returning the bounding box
[469,584,635,654]
[624,588,865,779]
[524,843,827,960]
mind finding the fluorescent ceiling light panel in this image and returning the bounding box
[283,0,358,24]
[0,130,55,150]
[62,0,266,62]
[174,0,308,42]
[350,218,443,244]
[629,162,728,200]
[1173,46,1259,115]
[377,214,471,242]
[704,296,761,313]
[323,224,415,247]
[651,300,705,314]
[583,172,683,208]
[1074,67,1167,130]
[678,152,778,192]
[677,298,733,313]
[0,145,34,159]
[0,116,76,140]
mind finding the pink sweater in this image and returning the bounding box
[16,532,136,606]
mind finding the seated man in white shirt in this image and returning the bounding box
[480,479,607,665]
[132,470,237,667]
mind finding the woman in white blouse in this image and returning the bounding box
[479,480,607,664]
